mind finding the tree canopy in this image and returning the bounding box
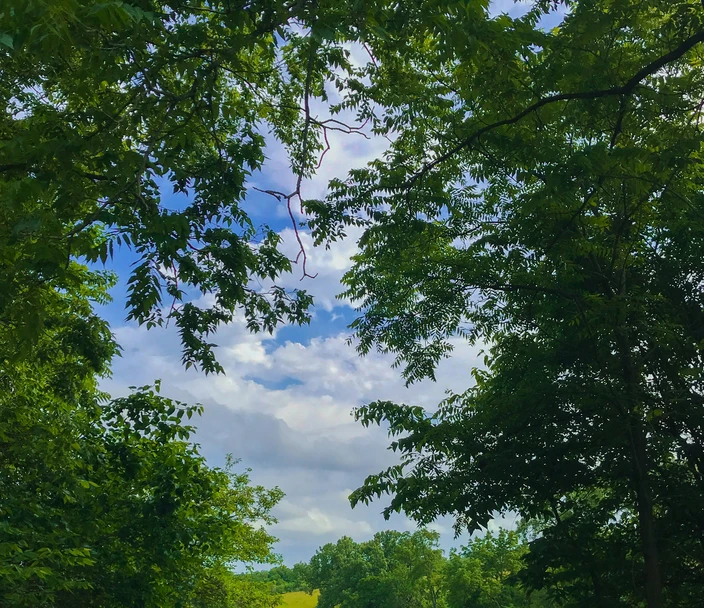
[308,530,446,608]
[307,1,704,607]
[3,1,704,607]
[1,0,357,371]
[240,562,312,594]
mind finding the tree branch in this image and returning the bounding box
[405,31,704,191]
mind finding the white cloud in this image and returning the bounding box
[105,301,485,563]
[275,225,364,311]
[276,502,374,537]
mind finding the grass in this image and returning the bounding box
[279,590,319,608]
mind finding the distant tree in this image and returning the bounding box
[192,567,281,608]
[308,530,445,608]
[241,562,312,594]
[444,529,553,608]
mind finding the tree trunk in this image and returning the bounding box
[616,324,663,608]
[630,421,663,608]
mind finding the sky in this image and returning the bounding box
[98,128,491,565]
[97,0,560,567]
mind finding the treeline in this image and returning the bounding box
[242,528,554,608]
[251,508,704,608]
[240,563,311,595]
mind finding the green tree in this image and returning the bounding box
[520,487,704,608]
[192,566,282,608]
[303,2,704,607]
[0,272,116,604]
[445,529,552,608]
[0,0,370,371]
[1,3,373,604]
[0,276,283,606]
[0,376,284,607]
[308,530,445,608]
[241,562,312,594]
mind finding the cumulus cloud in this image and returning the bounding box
[105,295,485,564]
[102,49,490,562]
[275,225,364,311]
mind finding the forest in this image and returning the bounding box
[242,528,556,608]
[1,0,704,607]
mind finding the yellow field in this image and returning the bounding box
[279,590,319,608]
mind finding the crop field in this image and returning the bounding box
[279,590,319,608]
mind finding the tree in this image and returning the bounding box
[0,275,283,606]
[191,565,282,608]
[240,562,312,594]
[304,2,704,607]
[1,0,372,372]
[444,529,553,608]
[0,376,285,607]
[308,530,445,608]
[520,488,704,608]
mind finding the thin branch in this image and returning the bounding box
[253,187,318,280]
[317,126,331,169]
[363,42,378,67]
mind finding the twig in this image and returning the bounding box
[363,42,378,67]
[317,127,331,169]
[253,187,319,280]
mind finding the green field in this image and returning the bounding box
[280,590,319,608]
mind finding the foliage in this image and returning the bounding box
[445,529,552,608]
[0,279,117,604]
[304,527,555,608]
[242,562,313,594]
[308,529,445,608]
[0,273,282,606]
[192,567,283,608]
[520,487,704,608]
[302,1,704,607]
[0,0,372,372]
[0,376,284,607]
[1,2,363,606]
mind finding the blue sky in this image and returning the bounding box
[98,128,488,566]
[96,0,559,567]
[98,134,488,566]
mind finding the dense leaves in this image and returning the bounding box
[308,530,446,608]
[305,528,552,608]
[0,347,284,607]
[240,562,312,594]
[445,529,552,608]
[303,1,704,607]
[0,0,365,372]
[0,130,284,606]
